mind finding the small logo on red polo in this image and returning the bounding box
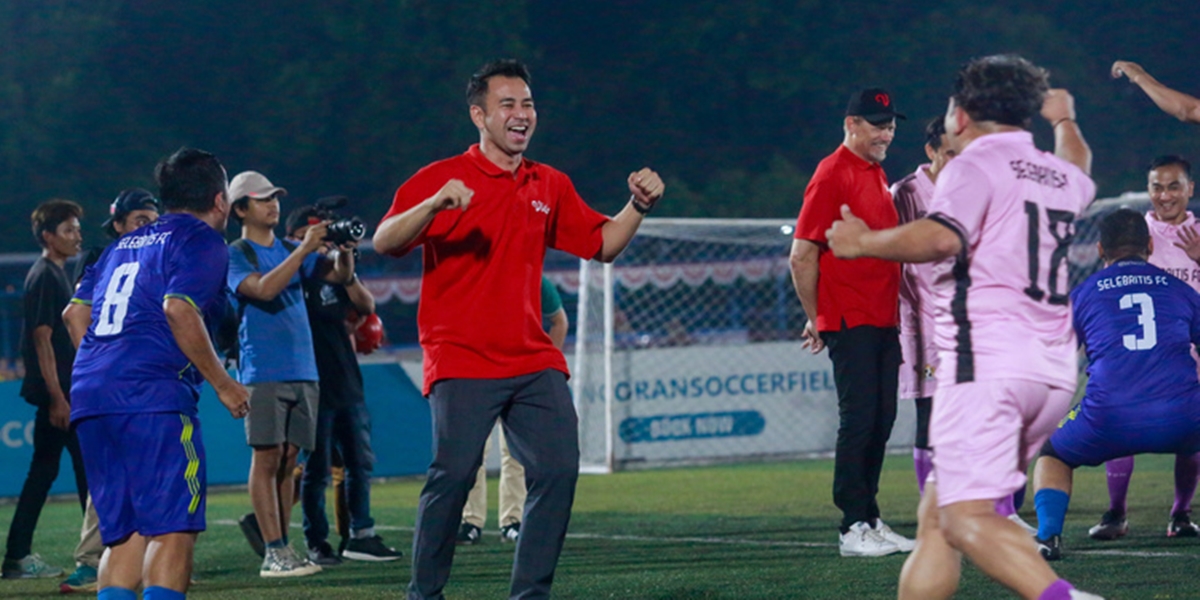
[875,93,890,107]
[531,200,550,215]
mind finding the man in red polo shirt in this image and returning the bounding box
[373,58,664,600]
[790,88,912,557]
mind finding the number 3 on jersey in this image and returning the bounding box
[1119,292,1157,351]
[1023,201,1074,305]
[95,262,140,336]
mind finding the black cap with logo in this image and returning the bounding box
[846,88,906,126]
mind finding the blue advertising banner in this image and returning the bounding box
[0,363,431,498]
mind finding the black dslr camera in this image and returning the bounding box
[313,195,366,245]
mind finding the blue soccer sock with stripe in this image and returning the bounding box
[1034,488,1070,539]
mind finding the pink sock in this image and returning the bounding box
[913,448,934,495]
[994,493,1016,518]
[1172,452,1200,516]
[1106,456,1134,514]
[1037,579,1075,600]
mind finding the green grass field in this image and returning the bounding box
[0,454,1195,599]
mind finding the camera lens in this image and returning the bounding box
[326,218,366,245]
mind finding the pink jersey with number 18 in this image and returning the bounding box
[925,131,1096,391]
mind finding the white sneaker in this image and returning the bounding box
[260,546,323,578]
[1008,513,1039,537]
[1069,590,1105,600]
[839,521,901,557]
[874,519,916,552]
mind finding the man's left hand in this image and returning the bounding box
[826,205,871,259]
[628,168,665,208]
[1175,225,1200,262]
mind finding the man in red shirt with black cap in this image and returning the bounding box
[374,58,664,600]
[790,87,913,557]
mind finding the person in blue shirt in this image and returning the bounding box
[65,147,250,600]
[224,170,352,578]
[1032,208,1200,560]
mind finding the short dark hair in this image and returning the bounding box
[154,147,226,214]
[31,199,82,247]
[1149,154,1192,179]
[466,59,531,108]
[951,54,1049,128]
[1099,208,1151,260]
[924,117,947,150]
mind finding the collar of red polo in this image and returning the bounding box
[466,144,532,178]
[836,144,882,170]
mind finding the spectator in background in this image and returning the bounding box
[458,275,568,545]
[58,188,161,594]
[2,200,86,580]
[285,205,402,565]
[789,88,913,557]
[226,170,349,577]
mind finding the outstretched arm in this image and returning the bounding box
[1042,89,1092,175]
[826,205,961,263]
[1113,60,1200,124]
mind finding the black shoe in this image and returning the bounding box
[1036,534,1062,561]
[306,541,343,566]
[239,512,266,558]
[1168,511,1200,538]
[1088,509,1129,540]
[456,522,482,545]
[342,535,403,562]
[500,522,520,544]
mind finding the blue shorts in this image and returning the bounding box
[75,412,206,545]
[1049,400,1200,468]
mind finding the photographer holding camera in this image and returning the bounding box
[226,171,355,577]
[284,200,400,565]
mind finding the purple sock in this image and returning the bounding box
[1172,452,1200,516]
[913,448,934,495]
[1106,456,1135,514]
[1037,579,1075,600]
[994,493,1016,518]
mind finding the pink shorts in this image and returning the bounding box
[929,379,1073,507]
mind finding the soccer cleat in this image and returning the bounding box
[59,563,98,593]
[838,521,900,557]
[1036,534,1062,561]
[500,522,521,544]
[342,535,402,562]
[874,519,915,552]
[306,541,343,566]
[1008,513,1039,537]
[1088,510,1129,540]
[1,553,63,579]
[1167,512,1200,538]
[260,546,322,578]
[1069,591,1105,599]
[456,522,482,545]
[238,512,266,558]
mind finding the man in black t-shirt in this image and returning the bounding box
[2,200,88,580]
[286,205,401,564]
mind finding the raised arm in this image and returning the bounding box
[1113,60,1200,124]
[597,168,665,262]
[372,180,474,256]
[236,225,326,302]
[1041,89,1092,175]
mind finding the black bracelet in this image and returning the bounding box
[1052,117,1075,128]
[630,195,653,215]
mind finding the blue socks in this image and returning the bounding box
[265,538,287,550]
[1035,488,1071,539]
[143,587,186,600]
[98,588,137,600]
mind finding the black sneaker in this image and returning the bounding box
[307,541,343,566]
[239,512,266,558]
[456,522,482,545]
[1088,509,1129,540]
[1168,511,1200,538]
[500,522,520,544]
[1036,534,1062,561]
[342,535,402,562]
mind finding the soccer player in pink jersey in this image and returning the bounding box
[826,55,1101,600]
[1090,155,1200,541]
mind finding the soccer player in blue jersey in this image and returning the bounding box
[64,147,251,600]
[1031,208,1200,560]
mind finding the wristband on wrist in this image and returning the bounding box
[630,194,653,215]
[1052,117,1075,128]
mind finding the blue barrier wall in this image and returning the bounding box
[0,363,431,498]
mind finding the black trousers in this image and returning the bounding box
[822,325,900,531]
[5,404,87,562]
[408,370,579,600]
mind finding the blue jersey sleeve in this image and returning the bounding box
[167,228,228,312]
[227,244,255,297]
[302,252,319,279]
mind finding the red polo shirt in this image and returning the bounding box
[380,144,609,394]
[794,145,900,332]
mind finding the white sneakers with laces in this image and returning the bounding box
[839,521,901,557]
[874,519,916,552]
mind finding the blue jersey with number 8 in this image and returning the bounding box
[70,213,229,421]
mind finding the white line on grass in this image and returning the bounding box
[211,520,1200,557]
